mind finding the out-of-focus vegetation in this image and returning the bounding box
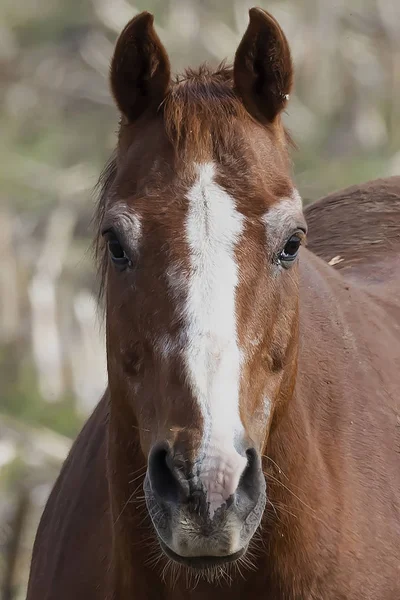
[0,0,399,597]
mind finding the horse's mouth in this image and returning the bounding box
[159,539,246,570]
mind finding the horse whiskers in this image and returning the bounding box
[145,544,165,567]
[266,497,280,521]
[132,507,149,522]
[262,454,289,481]
[270,500,299,520]
[131,496,147,506]
[131,424,151,433]
[146,554,164,570]
[233,559,246,580]
[144,537,262,590]
[127,482,145,504]
[146,550,162,563]
[263,497,299,525]
[142,538,161,552]
[240,546,258,570]
[161,559,173,583]
[128,464,147,477]
[219,566,233,585]
[159,558,183,590]
[245,527,266,559]
[170,562,182,589]
[151,551,246,589]
[132,499,147,510]
[264,472,333,531]
[263,464,317,499]
[114,489,149,525]
[263,471,316,514]
[128,471,146,485]
[137,509,157,528]
[160,559,182,589]
[130,534,156,547]
[242,547,258,566]
[113,489,139,524]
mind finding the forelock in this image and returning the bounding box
[162,63,250,161]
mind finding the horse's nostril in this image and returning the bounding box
[148,443,189,504]
[245,447,258,470]
[238,447,264,502]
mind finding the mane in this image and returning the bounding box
[92,150,117,305]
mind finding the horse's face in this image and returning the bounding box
[102,9,305,569]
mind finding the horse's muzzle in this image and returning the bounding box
[144,442,266,566]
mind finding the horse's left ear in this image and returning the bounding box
[110,12,171,123]
[234,8,293,123]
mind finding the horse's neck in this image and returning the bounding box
[269,250,376,471]
[294,248,389,435]
[106,405,162,599]
[263,251,379,591]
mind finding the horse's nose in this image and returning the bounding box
[148,442,264,517]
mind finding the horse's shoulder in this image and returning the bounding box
[27,395,110,600]
[304,176,400,274]
[51,392,109,498]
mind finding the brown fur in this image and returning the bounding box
[27,9,400,600]
[27,177,400,600]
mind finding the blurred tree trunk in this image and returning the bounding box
[1,488,29,600]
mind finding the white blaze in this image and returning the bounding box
[182,162,247,516]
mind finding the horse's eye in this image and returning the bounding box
[279,234,302,268]
[106,232,130,270]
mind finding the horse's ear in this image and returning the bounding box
[234,8,293,123]
[110,12,171,122]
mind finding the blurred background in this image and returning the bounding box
[0,0,399,597]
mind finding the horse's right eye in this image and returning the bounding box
[105,232,130,270]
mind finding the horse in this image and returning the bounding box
[27,8,400,600]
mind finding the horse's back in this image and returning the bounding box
[305,176,400,303]
[304,176,400,417]
[26,397,110,600]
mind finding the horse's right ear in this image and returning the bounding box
[110,12,171,123]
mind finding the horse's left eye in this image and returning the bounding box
[279,234,302,268]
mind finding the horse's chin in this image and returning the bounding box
[158,538,247,570]
[144,473,266,576]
